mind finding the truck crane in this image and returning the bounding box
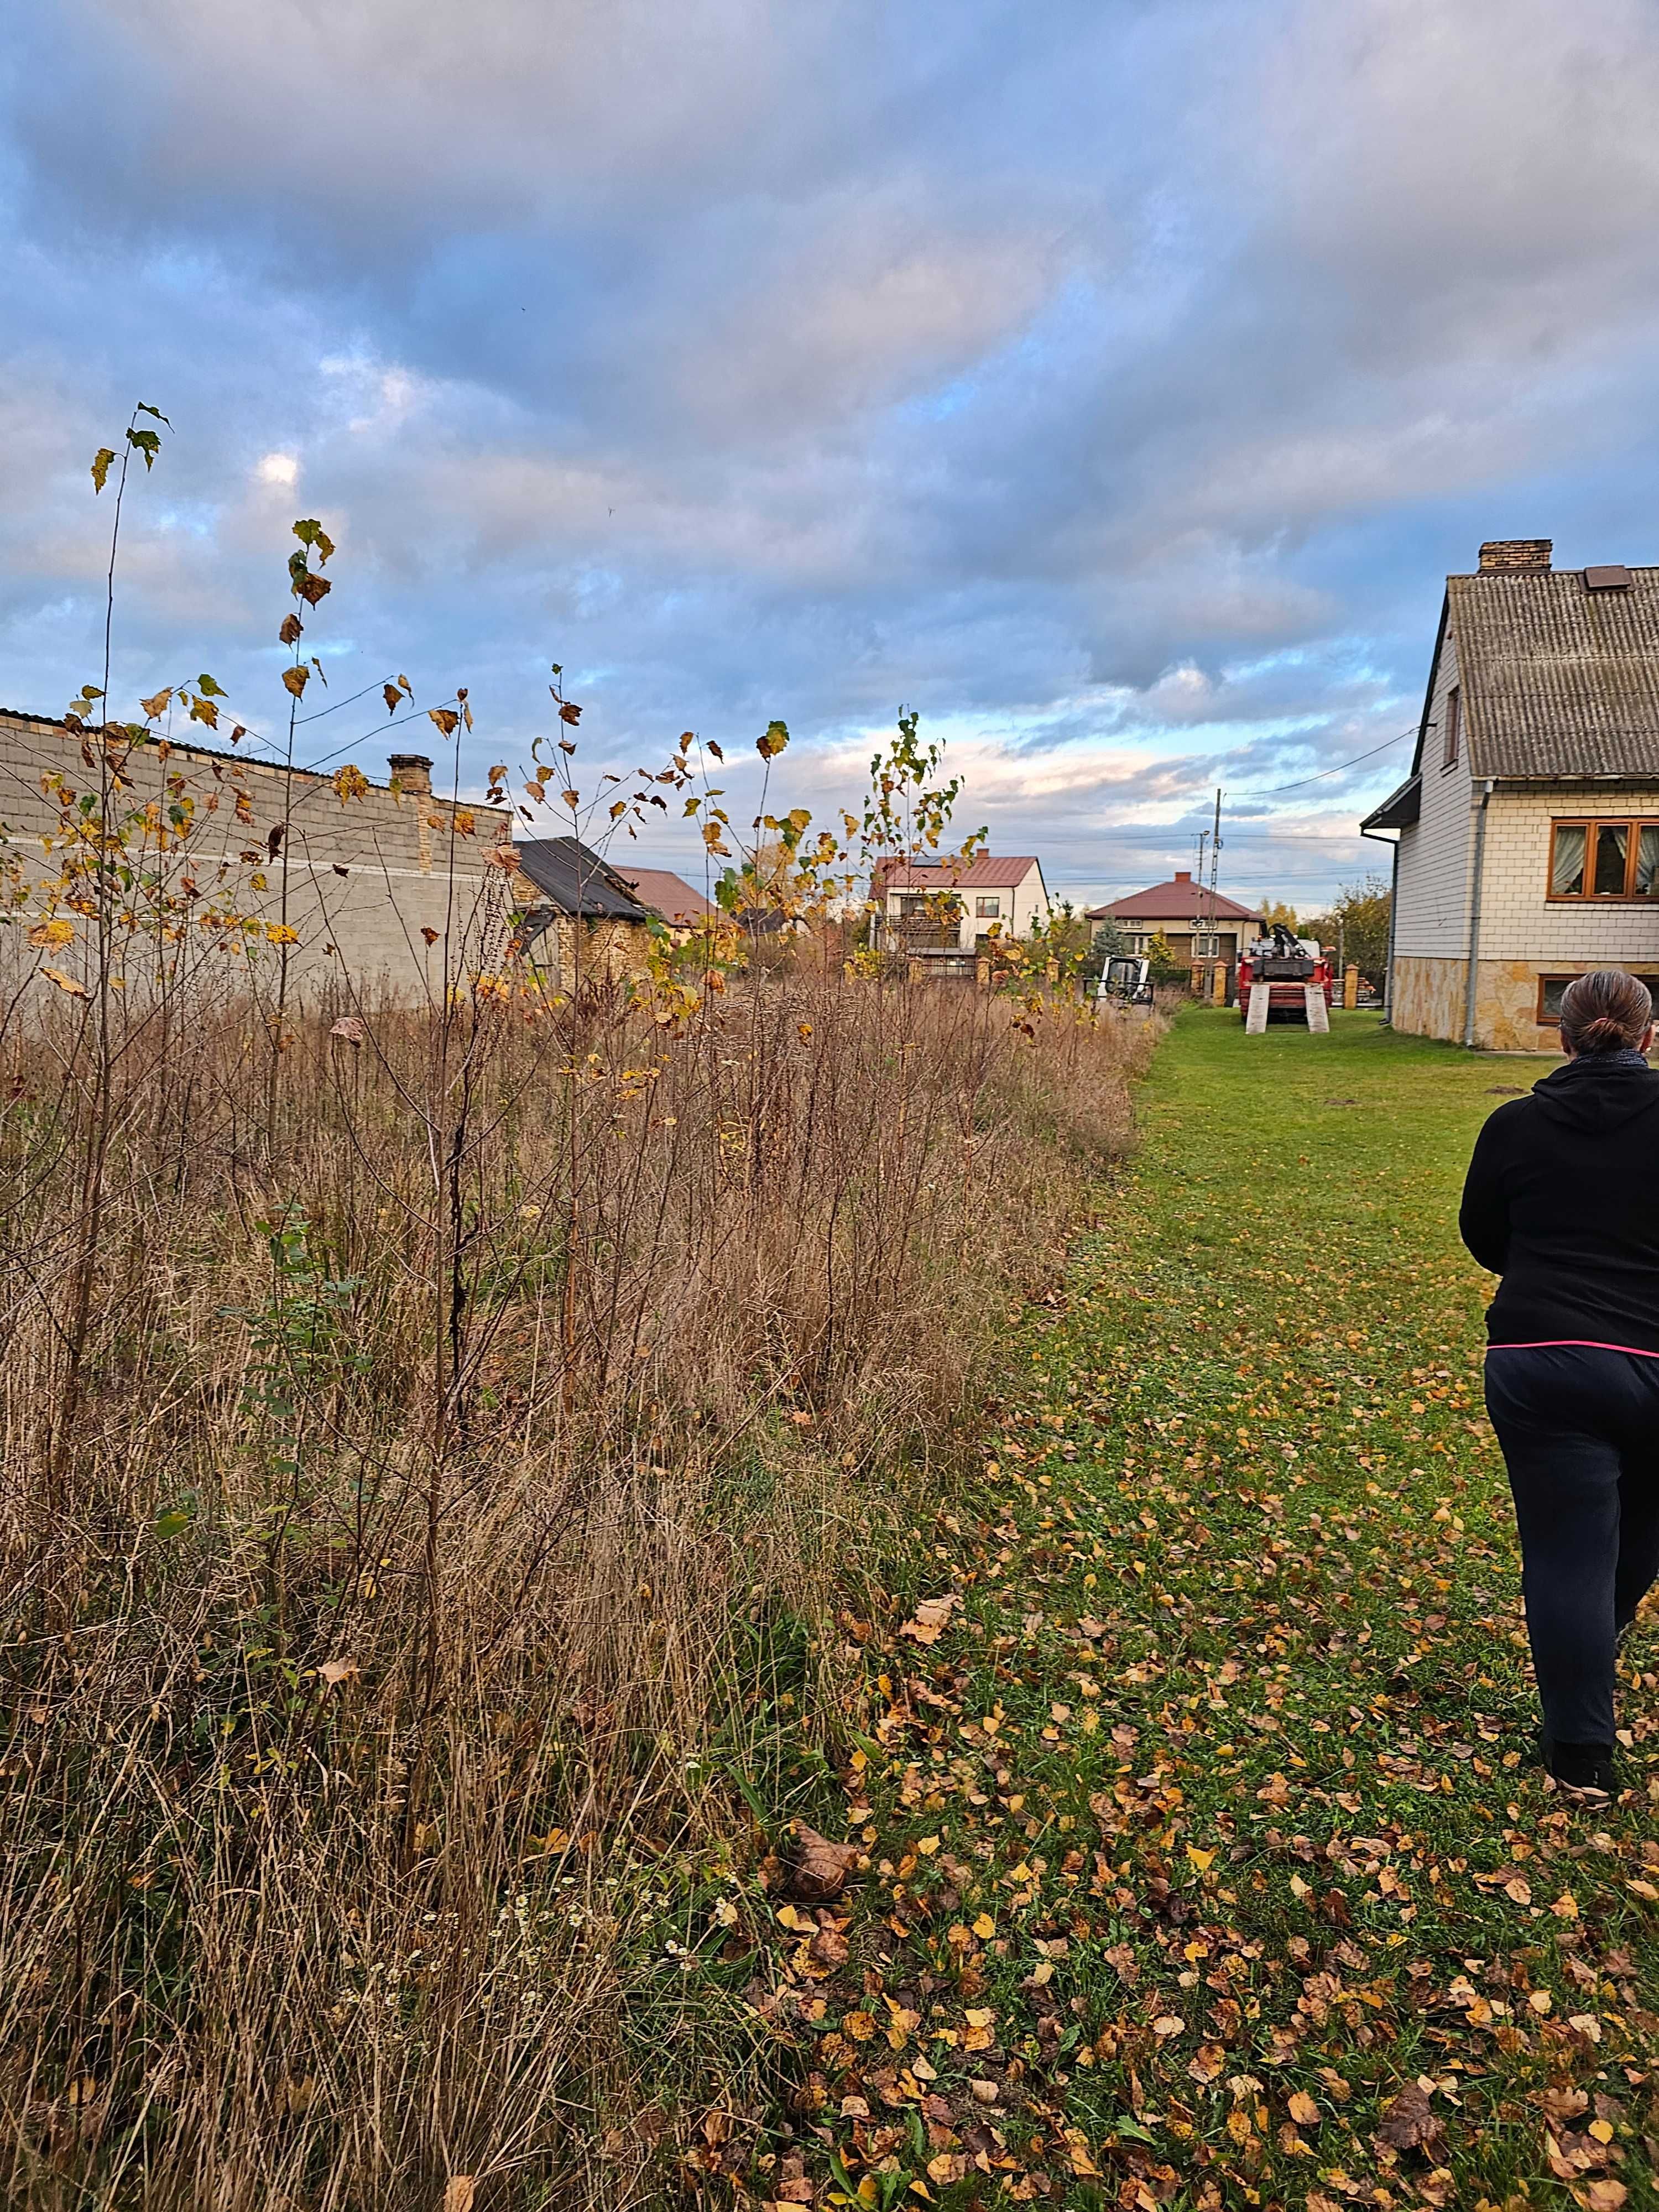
[1237,924,1333,1032]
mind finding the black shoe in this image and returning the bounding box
[1543,1738,1617,1798]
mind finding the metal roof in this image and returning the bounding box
[1359,775,1421,832]
[513,838,653,921]
[873,854,1043,891]
[1423,566,1659,780]
[1088,875,1262,924]
[615,866,716,922]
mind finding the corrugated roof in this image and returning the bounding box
[616,866,716,922]
[514,838,652,921]
[1443,566,1659,778]
[1088,877,1262,923]
[874,854,1042,892]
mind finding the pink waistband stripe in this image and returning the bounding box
[1486,1338,1659,1359]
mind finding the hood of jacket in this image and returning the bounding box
[1530,1054,1659,1134]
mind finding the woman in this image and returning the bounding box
[1460,968,1659,1801]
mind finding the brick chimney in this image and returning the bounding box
[388,753,432,796]
[1478,540,1552,575]
[1175,869,1192,883]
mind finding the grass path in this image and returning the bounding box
[735,1010,1659,2212]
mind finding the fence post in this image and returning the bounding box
[1344,963,1359,1010]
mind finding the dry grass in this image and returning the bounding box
[0,950,1153,2209]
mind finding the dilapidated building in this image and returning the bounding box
[0,706,509,1004]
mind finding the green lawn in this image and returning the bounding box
[741,1010,1659,2212]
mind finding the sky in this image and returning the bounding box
[5,0,1659,914]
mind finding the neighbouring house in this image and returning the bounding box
[1086,871,1264,1001]
[870,854,1051,972]
[613,865,717,930]
[1361,539,1659,1051]
[512,838,659,992]
[0,706,510,1004]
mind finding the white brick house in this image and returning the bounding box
[870,854,1051,966]
[1363,540,1659,1051]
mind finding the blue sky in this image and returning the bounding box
[5,0,1659,912]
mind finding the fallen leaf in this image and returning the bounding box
[1582,2182,1627,2211]
[786,1825,860,1901]
[442,2182,474,2212]
[1288,2091,1321,2126]
[1376,2082,1443,2152]
[901,1593,959,1645]
[40,966,88,998]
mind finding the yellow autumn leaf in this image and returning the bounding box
[1186,1845,1216,1874]
[971,1912,996,1939]
[40,966,88,998]
[28,918,75,948]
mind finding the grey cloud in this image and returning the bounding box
[3,0,1659,909]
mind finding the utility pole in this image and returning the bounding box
[1207,788,1223,1004]
[1190,791,1225,1003]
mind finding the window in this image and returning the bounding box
[1193,933,1221,957]
[1443,686,1460,769]
[975,894,1000,918]
[1538,972,1659,1025]
[1548,819,1659,900]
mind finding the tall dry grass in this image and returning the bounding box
[0,931,1152,2209]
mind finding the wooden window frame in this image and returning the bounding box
[1536,971,1659,1024]
[1546,817,1659,901]
[1442,685,1460,770]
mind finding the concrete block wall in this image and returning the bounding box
[1472,787,1659,967]
[0,708,509,1006]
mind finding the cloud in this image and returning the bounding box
[3,0,1658,906]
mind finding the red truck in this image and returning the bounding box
[1237,926,1334,1026]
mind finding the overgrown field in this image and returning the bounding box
[727,1010,1659,2212]
[0,959,1154,2211]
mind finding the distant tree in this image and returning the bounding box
[1321,873,1392,984]
[1091,911,1128,958]
[1144,929,1190,986]
[1039,900,1093,961]
[1261,899,1298,934]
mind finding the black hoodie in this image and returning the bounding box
[1459,1055,1659,1352]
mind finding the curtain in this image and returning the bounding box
[1551,825,1586,896]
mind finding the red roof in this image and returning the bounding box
[873,854,1044,893]
[1087,872,1262,924]
[616,867,716,923]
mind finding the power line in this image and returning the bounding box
[1232,725,1414,797]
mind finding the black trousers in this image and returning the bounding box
[1485,1344,1659,1746]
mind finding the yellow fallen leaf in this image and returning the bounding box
[40,966,87,997]
[972,1912,996,1939]
[1288,2091,1319,2126]
[1152,2014,1186,2037]
[900,1594,958,1645]
[1186,1845,1216,1874]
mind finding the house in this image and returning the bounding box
[512,838,659,991]
[870,854,1051,971]
[1361,539,1659,1051]
[1086,871,1264,1001]
[614,866,716,928]
[0,706,509,1004]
